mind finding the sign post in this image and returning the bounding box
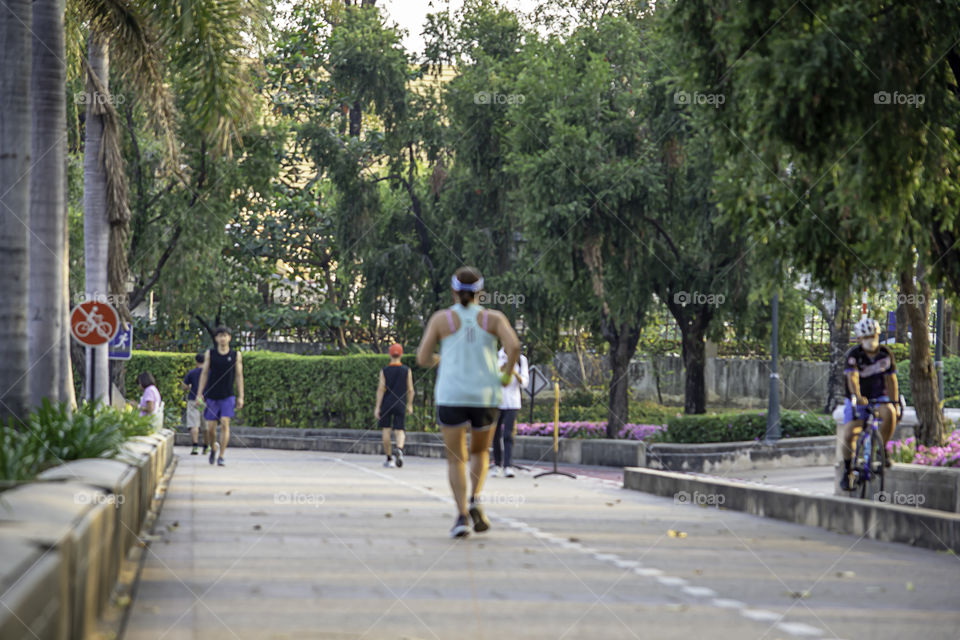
[524,365,550,425]
[534,379,576,480]
[70,300,120,402]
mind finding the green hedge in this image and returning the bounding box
[897,357,960,408]
[126,351,437,429]
[656,409,835,444]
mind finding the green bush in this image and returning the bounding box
[127,351,438,429]
[655,409,835,444]
[0,401,154,483]
[897,357,960,408]
[528,388,682,425]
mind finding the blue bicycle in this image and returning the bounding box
[848,401,887,500]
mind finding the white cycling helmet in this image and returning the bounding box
[854,317,880,339]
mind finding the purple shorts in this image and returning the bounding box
[204,396,235,421]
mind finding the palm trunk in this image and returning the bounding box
[900,263,944,446]
[0,0,33,422]
[83,35,110,402]
[28,0,66,407]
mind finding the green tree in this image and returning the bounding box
[508,14,660,432]
[666,0,960,443]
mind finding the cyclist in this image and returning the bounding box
[839,317,899,491]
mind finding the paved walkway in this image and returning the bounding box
[123,448,960,640]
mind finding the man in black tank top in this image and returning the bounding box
[374,344,414,468]
[197,326,245,467]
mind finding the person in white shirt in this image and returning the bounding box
[492,346,529,477]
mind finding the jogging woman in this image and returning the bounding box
[417,267,521,538]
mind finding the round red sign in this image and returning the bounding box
[70,300,120,346]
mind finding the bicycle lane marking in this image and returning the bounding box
[330,455,835,639]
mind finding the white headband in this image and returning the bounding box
[451,274,483,292]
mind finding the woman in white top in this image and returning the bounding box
[492,346,529,477]
[137,372,163,430]
[417,266,521,538]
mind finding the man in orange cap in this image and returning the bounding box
[374,343,414,467]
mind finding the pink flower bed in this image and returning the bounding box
[886,428,960,468]
[515,421,664,440]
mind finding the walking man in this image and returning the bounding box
[182,353,206,455]
[492,345,528,477]
[417,267,521,538]
[374,343,414,468]
[197,326,244,467]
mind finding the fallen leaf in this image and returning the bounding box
[836,571,856,579]
[116,595,131,608]
[568,537,580,543]
[225,490,232,496]
[906,582,915,591]
[253,524,262,530]
[385,513,392,518]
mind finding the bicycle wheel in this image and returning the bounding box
[860,430,886,500]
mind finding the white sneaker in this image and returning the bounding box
[504,466,515,478]
[490,465,501,477]
[383,459,395,468]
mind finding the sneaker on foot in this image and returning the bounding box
[395,448,404,468]
[450,514,471,538]
[839,472,852,491]
[490,466,501,477]
[217,457,225,467]
[210,442,219,465]
[202,444,208,455]
[383,458,395,468]
[191,445,199,455]
[504,466,515,478]
[469,501,491,533]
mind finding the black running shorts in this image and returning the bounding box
[436,406,499,430]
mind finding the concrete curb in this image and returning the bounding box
[0,429,175,640]
[174,426,833,472]
[623,467,960,553]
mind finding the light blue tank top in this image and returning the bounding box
[434,304,502,407]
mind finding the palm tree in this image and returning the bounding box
[29,0,68,408]
[82,34,113,400]
[68,0,268,400]
[0,0,34,422]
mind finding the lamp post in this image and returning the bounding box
[765,286,781,442]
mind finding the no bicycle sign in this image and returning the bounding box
[70,300,120,347]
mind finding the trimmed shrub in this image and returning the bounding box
[656,409,834,444]
[127,351,437,429]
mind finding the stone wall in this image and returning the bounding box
[551,353,830,410]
